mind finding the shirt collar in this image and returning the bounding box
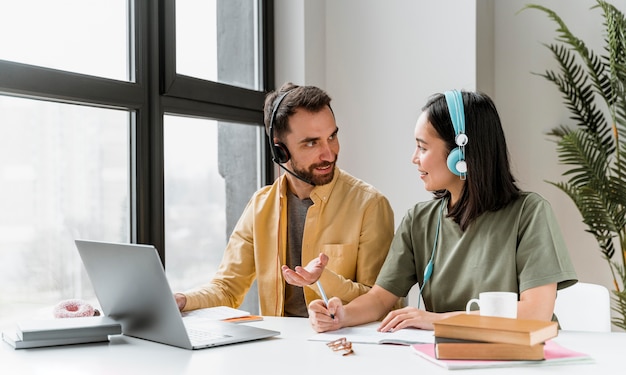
[277,167,342,204]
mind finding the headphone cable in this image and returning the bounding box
[418,198,446,309]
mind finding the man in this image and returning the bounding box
[175,82,394,317]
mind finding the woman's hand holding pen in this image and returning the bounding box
[308,296,344,333]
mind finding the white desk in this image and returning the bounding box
[2,317,624,374]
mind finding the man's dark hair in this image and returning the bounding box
[263,82,333,140]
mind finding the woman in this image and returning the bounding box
[308,90,577,333]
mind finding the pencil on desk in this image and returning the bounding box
[316,280,335,319]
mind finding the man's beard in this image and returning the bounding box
[290,158,337,186]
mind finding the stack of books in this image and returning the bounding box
[431,314,558,361]
[2,316,122,349]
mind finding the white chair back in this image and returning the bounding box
[554,282,612,332]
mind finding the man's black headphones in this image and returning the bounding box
[268,91,292,164]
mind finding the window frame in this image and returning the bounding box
[0,0,276,264]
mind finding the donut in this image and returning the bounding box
[53,299,95,318]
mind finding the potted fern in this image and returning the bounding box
[522,0,626,330]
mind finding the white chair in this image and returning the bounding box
[554,282,612,332]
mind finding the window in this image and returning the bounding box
[0,96,130,317]
[0,0,130,81]
[176,0,261,89]
[164,116,263,312]
[0,0,273,320]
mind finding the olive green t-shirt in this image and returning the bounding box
[375,192,577,313]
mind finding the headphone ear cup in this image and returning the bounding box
[273,143,290,164]
[447,147,467,176]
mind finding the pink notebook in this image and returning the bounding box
[411,340,593,370]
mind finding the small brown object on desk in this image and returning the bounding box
[222,315,264,323]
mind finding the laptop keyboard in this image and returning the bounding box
[186,327,229,343]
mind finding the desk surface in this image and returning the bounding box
[2,316,624,374]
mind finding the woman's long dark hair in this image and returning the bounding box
[423,91,520,231]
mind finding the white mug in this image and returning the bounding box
[465,291,517,319]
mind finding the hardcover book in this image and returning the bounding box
[433,314,558,346]
[434,336,545,360]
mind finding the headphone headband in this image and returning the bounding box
[269,91,290,135]
[268,90,292,164]
[444,90,466,143]
[444,90,468,178]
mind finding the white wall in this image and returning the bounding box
[493,0,620,293]
[275,0,626,325]
[277,0,479,223]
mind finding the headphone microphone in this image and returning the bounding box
[267,90,315,186]
[444,90,468,179]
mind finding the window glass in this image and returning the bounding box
[0,0,269,321]
[176,0,260,90]
[164,115,262,300]
[0,0,130,81]
[0,96,131,320]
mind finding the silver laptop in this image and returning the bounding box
[74,239,279,350]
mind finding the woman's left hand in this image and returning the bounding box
[377,306,463,332]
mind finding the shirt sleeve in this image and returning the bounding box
[375,208,420,298]
[182,198,257,311]
[515,193,578,292]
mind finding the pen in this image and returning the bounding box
[316,280,335,319]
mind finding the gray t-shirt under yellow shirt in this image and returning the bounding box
[375,192,577,313]
[283,191,313,317]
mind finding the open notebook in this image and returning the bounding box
[75,239,279,350]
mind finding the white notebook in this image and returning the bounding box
[3,330,110,349]
[17,316,121,341]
